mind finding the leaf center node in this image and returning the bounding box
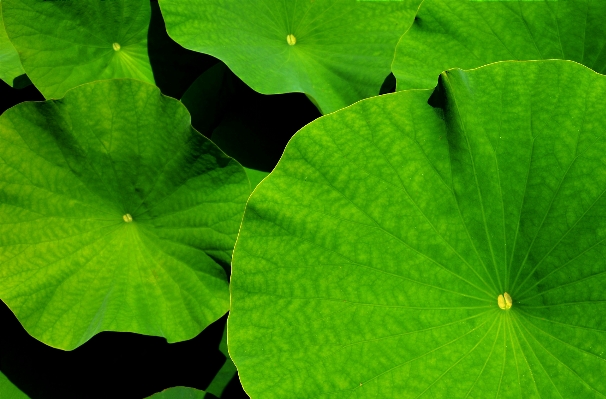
[286,34,296,46]
[113,43,121,51]
[497,292,512,310]
[123,213,133,223]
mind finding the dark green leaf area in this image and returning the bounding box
[205,321,238,398]
[147,387,207,399]
[0,79,250,350]
[230,60,606,398]
[159,0,419,114]
[393,0,606,90]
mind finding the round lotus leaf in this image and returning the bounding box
[393,0,606,91]
[0,79,250,350]
[2,0,155,99]
[229,60,606,397]
[158,0,419,114]
[0,0,24,86]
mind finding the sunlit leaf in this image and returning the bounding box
[159,0,419,114]
[230,60,606,397]
[0,0,24,87]
[0,79,250,350]
[392,0,606,91]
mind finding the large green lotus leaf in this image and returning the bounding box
[229,60,606,397]
[392,0,606,91]
[0,371,29,399]
[147,387,206,399]
[158,0,419,114]
[0,79,250,350]
[0,0,24,87]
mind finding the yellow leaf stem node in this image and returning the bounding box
[497,292,512,310]
[123,213,133,223]
[286,34,296,46]
[113,42,121,51]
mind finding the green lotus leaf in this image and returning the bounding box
[0,0,24,87]
[2,0,154,99]
[0,371,29,399]
[1,0,212,99]
[229,60,606,397]
[147,387,206,399]
[392,0,606,91]
[159,0,419,114]
[0,79,250,350]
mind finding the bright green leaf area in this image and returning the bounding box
[0,0,24,87]
[1,0,154,99]
[0,371,29,399]
[230,60,606,398]
[0,79,250,350]
[392,0,606,91]
[146,386,206,399]
[159,0,419,114]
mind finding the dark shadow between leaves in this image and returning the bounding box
[0,78,44,115]
[147,0,218,99]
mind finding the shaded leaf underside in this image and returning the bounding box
[160,0,419,114]
[0,79,250,350]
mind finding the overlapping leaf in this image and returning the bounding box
[0,79,250,350]
[392,0,606,90]
[229,60,606,397]
[159,0,419,114]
